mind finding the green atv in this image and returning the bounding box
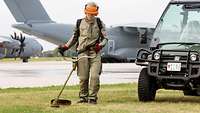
[136,0,200,101]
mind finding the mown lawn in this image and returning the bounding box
[0,83,200,113]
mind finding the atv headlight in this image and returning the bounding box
[190,54,197,61]
[154,52,160,60]
[141,53,148,59]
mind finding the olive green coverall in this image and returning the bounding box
[65,17,108,100]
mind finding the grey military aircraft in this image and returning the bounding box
[0,33,43,62]
[4,0,155,62]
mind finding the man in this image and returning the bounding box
[59,2,108,104]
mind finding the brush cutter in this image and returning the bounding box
[50,55,96,107]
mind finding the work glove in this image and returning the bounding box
[58,45,68,56]
[94,43,102,53]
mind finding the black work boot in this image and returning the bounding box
[88,99,97,104]
[77,98,88,103]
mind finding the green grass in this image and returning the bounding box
[0,83,200,113]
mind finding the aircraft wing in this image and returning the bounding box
[4,0,53,23]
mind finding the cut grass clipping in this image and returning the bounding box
[0,83,200,113]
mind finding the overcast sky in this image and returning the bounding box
[0,0,170,51]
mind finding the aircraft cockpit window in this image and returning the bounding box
[108,40,115,54]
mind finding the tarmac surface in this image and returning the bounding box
[0,61,142,88]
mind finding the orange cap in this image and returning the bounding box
[84,5,98,16]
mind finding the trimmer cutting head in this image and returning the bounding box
[50,98,71,107]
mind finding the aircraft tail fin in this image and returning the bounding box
[4,0,53,24]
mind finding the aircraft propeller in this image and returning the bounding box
[10,32,26,57]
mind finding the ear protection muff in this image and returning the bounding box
[84,4,99,16]
[85,4,99,11]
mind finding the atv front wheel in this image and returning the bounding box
[138,68,157,101]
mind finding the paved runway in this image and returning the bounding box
[0,61,142,88]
